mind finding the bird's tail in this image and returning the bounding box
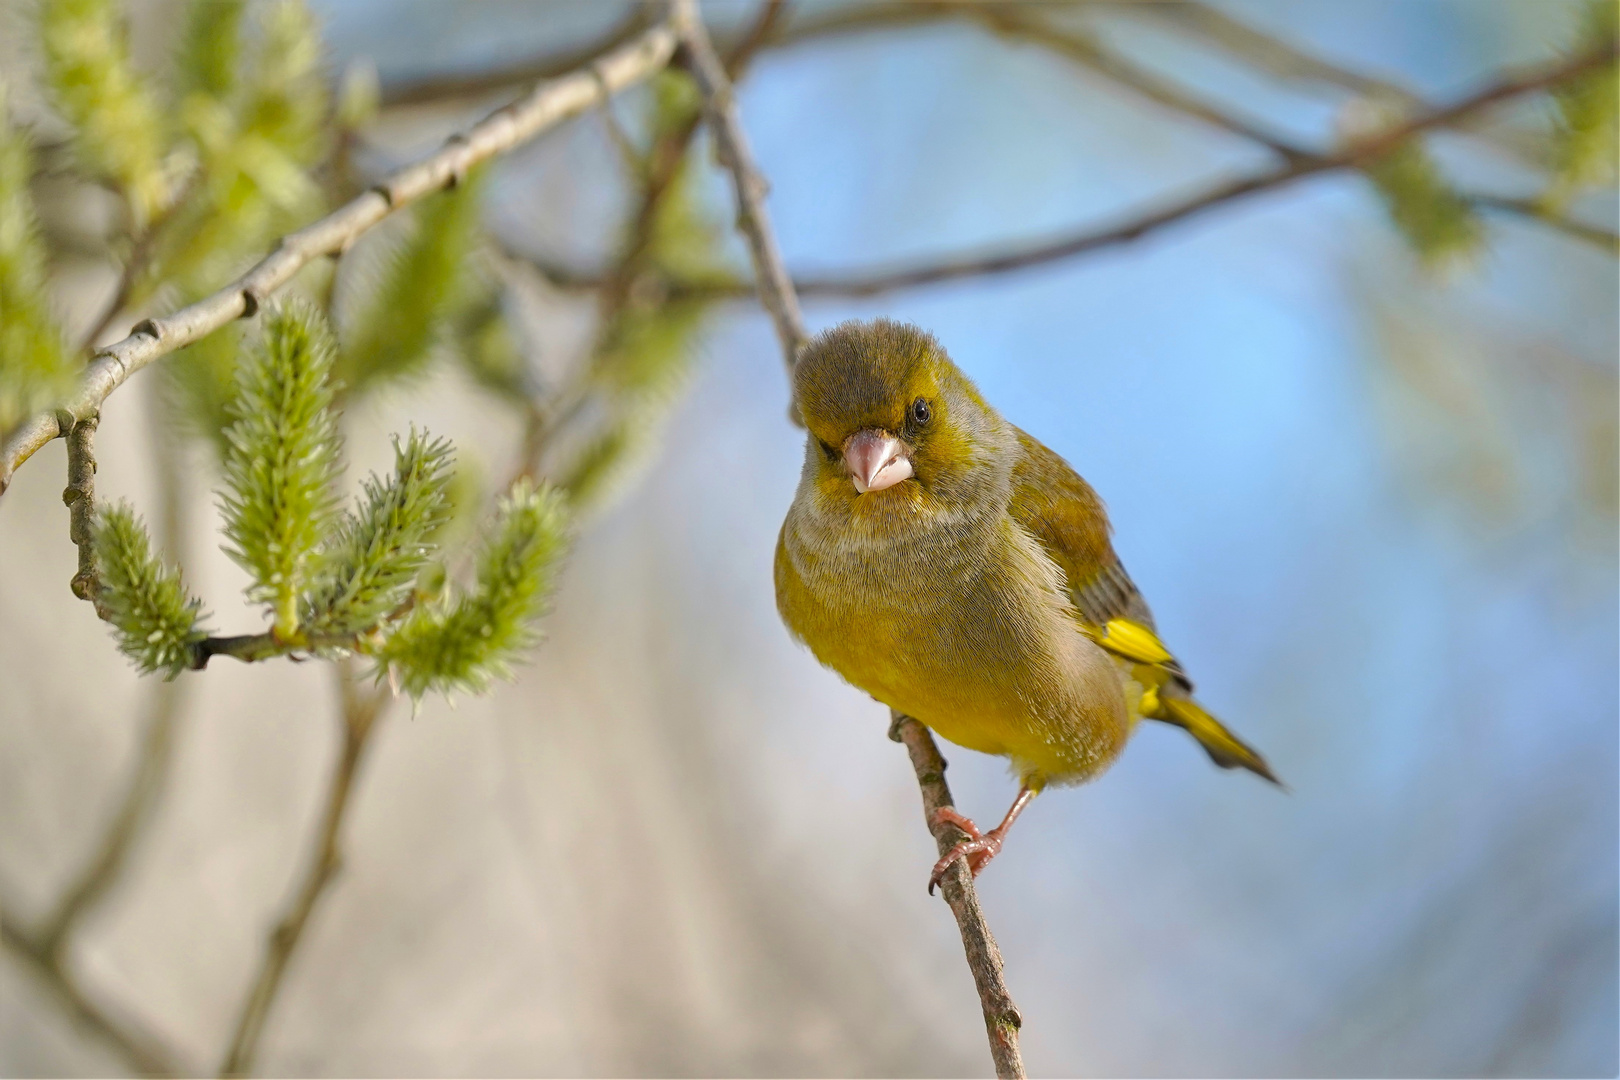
[1155,695,1283,788]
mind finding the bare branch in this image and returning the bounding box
[2,914,183,1077]
[1472,194,1620,255]
[380,4,658,108]
[0,18,682,498]
[219,665,390,1077]
[890,713,1026,1079]
[511,0,791,482]
[36,680,188,957]
[518,44,1610,300]
[670,0,808,383]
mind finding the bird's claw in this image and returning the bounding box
[928,808,1003,894]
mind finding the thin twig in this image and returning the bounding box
[218,665,390,1077]
[1471,193,1620,255]
[521,43,1612,300]
[0,18,682,497]
[36,680,188,957]
[513,0,791,479]
[77,174,199,354]
[1,400,194,1076]
[1,915,182,1077]
[62,416,110,619]
[379,4,658,108]
[890,713,1025,1079]
[670,0,808,380]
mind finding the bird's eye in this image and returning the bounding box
[910,398,932,426]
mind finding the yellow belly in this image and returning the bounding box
[775,525,1131,786]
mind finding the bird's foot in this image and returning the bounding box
[928,808,1005,894]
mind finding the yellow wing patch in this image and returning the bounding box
[1083,618,1175,665]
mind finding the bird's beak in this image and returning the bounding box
[844,429,913,494]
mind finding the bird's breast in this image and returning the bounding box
[777,498,1130,781]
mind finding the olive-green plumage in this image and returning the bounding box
[775,319,1277,793]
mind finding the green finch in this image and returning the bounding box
[775,319,1279,891]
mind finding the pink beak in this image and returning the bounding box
[844,429,913,494]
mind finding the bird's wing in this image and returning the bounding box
[1008,427,1281,785]
[1008,427,1155,629]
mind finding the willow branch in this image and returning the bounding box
[890,713,1025,1079]
[219,665,390,1077]
[0,18,681,498]
[670,0,807,381]
[2,914,182,1077]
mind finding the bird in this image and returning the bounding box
[774,319,1279,893]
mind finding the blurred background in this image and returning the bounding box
[1,0,1615,1075]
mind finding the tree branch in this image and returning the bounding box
[0,17,682,498]
[1,408,194,1076]
[510,0,790,482]
[671,1,1026,1075]
[379,4,658,108]
[519,43,1612,300]
[1472,193,1620,255]
[670,0,808,383]
[218,665,390,1077]
[35,680,188,958]
[890,713,1025,1079]
[2,914,183,1077]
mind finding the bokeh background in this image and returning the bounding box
[2,1,1616,1076]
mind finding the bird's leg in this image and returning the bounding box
[928,787,1037,895]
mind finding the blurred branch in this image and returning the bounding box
[512,0,789,480]
[890,713,1025,1079]
[522,43,1615,300]
[380,4,657,108]
[0,401,194,1076]
[672,0,807,381]
[34,682,187,958]
[77,173,198,354]
[1472,194,1620,254]
[0,396,195,1075]
[219,665,390,1077]
[673,1,1025,1075]
[0,18,682,497]
[1,916,181,1077]
[1121,2,1556,165]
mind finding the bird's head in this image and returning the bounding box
[792,319,1012,515]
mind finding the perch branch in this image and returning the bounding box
[0,17,681,498]
[890,713,1026,1079]
[672,1,1025,1074]
[219,665,390,1077]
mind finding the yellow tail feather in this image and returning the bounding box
[1157,697,1283,787]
